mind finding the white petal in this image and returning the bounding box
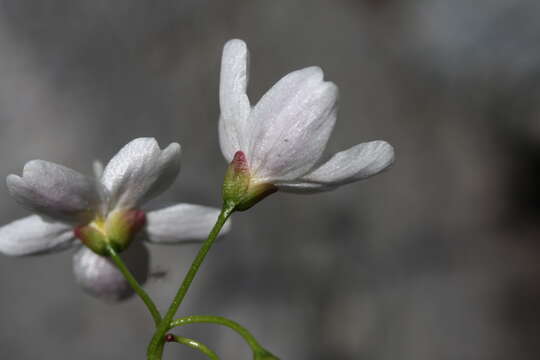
[304,141,395,183]
[145,204,230,244]
[219,39,252,162]
[273,182,331,193]
[101,138,181,211]
[93,160,104,179]
[248,67,338,181]
[7,160,100,224]
[0,215,75,256]
[276,141,395,193]
[72,242,149,302]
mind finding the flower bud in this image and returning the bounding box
[222,151,277,211]
[164,334,176,343]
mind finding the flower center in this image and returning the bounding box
[74,209,146,255]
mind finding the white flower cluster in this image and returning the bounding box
[0,39,394,302]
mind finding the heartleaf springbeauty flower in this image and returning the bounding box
[219,39,395,210]
[0,138,230,301]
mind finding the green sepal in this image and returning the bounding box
[234,183,277,211]
[105,209,146,252]
[74,224,108,255]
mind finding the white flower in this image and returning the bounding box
[0,138,229,301]
[219,39,394,200]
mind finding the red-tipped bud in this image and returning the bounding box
[165,334,175,342]
[223,151,251,205]
[222,150,277,211]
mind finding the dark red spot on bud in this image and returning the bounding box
[165,334,175,342]
[73,226,84,240]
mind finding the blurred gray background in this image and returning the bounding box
[1,0,540,359]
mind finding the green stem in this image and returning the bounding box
[168,334,220,360]
[170,315,263,352]
[107,245,162,326]
[147,204,234,359]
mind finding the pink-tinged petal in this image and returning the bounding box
[0,215,75,256]
[72,242,149,302]
[219,39,252,162]
[7,160,101,224]
[101,138,181,211]
[276,141,395,193]
[145,204,230,244]
[248,67,338,181]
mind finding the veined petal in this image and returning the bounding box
[72,242,149,302]
[219,39,252,162]
[7,160,100,224]
[92,160,111,217]
[276,141,395,193]
[101,138,181,211]
[0,215,75,256]
[248,67,338,181]
[145,204,230,244]
[304,141,395,183]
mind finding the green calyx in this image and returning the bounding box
[74,209,146,255]
[74,224,108,255]
[222,151,277,211]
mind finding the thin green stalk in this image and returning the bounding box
[168,334,220,360]
[107,244,162,326]
[170,315,263,352]
[147,204,234,359]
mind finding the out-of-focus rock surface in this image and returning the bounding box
[1,1,540,359]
